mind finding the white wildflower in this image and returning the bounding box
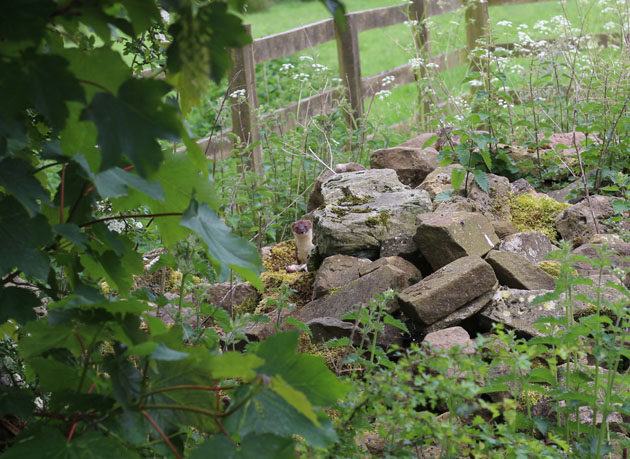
[404,20,419,27]
[298,55,314,61]
[229,89,247,102]
[426,62,439,70]
[381,75,395,86]
[107,220,125,234]
[409,57,424,69]
[496,20,512,27]
[312,63,328,72]
[468,79,484,87]
[517,24,529,30]
[280,63,294,72]
[375,89,392,100]
[292,73,310,82]
[603,21,617,31]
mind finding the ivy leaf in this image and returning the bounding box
[0,196,52,280]
[0,287,39,325]
[180,199,263,290]
[0,157,51,216]
[473,169,489,192]
[80,78,181,178]
[450,167,466,191]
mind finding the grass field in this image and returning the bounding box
[242,0,612,126]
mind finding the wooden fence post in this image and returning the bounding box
[408,0,431,129]
[229,24,264,177]
[464,0,489,73]
[335,15,363,130]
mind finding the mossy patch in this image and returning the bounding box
[256,271,315,313]
[262,240,297,271]
[337,187,372,206]
[537,261,561,278]
[365,211,391,229]
[509,194,569,241]
[298,332,348,373]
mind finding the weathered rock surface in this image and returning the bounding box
[306,162,365,212]
[485,250,556,290]
[358,256,422,283]
[510,178,537,196]
[297,265,412,323]
[467,173,512,221]
[414,212,499,270]
[416,164,464,200]
[571,243,630,288]
[547,180,582,203]
[312,255,372,300]
[399,132,438,149]
[423,326,475,354]
[492,220,519,239]
[312,169,432,259]
[398,256,498,326]
[370,145,439,187]
[479,287,590,337]
[202,281,259,311]
[555,195,619,244]
[498,231,556,264]
[307,317,357,344]
[424,287,496,333]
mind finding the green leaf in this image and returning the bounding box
[612,199,630,214]
[150,343,189,361]
[80,78,181,177]
[270,374,319,427]
[450,167,466,191]
[54,223,89,250]
[1,426,67,459]
[285,316,312,336]
[18,319,76,359]
[0,0,55,43]
[94,167,165,200]
[29,357,79,393]
[0,196,52,279]
[473,169,489,192]
[103,348,143,409]
[0,388,34,418]
[81,239,144,295]
[0,287,39,325]
[321,0,346,29]
[480,148,492,170]
[60,48,129,100]
[254,331,350,406]
[123,0,161,35]
[0,158,51,216]
[205,352,264,381]
[190,433,294,459]
[180,199,263,289]
[383,314,409,333]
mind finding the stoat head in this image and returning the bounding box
[291,219,312,235]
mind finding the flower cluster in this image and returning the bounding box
[230,89,247,102]
[375,89,392,100]
[381,75,395,87]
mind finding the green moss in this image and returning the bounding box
[509,194,569,241]
[257,271,315,312]
[537,261,561,278]
[365,211,391,229]
[262,240,297,272]
[337,187,372,206]
[234,293,260,315]
[330,206,349,217]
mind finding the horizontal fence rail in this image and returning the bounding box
[179,0,612,174]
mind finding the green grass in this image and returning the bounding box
[244,0,613,126]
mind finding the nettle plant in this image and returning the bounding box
[0,0,350,457]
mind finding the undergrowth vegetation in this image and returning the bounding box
[1,0,630,457]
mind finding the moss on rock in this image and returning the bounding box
[262,240,297,271]
[509,194,569,241]
[365,211,391,229]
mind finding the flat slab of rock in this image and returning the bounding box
[307,317,357,344]
[571,243,630,289]
[312,255,372,300]
[398,256,497,326]
[202,281,259,311]
[424,288,496,333]
[370,145,439,187]
[414,212,499,270]
[485,250,556,290]
[306,162,365,212]
[498,231,555,263]
[479,287,590,337]
[555,195,623,243]
[297,265,412,323]
[423,326,475,354]
[416,164,464,200]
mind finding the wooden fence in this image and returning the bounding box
[198,0,602,175]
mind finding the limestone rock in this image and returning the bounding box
[479,287,590,337]
[307,317,357,344]
[414,212,499,270]
[358,256,422,284]
[370,145,439,187]
[201,281,260,311]
[417,164,464,200]
[510,178,537,196]
[492,220,519,239]
[498,231,556,263]
[398,256,497,326]
[312,170,432,260]
[423,326,475,354]
[423,288,496,333]
[297,265,412,324]
[399,132,438,149]
[466,173,512,221]
[547,180,582,203]
[571,243,630,288]
[312,255,372,300]
[306,162,365,212]
[485,250,556,290]
[555,195,624,244]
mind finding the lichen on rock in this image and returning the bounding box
[509,193,569,241]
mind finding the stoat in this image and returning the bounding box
[290,219,314,270]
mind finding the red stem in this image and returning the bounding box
[142,410,182,459]
[66,383,95,443]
